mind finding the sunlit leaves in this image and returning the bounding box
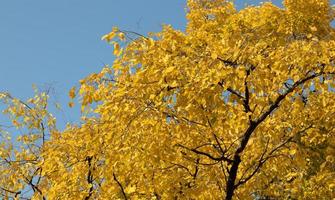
[1,0,335,199]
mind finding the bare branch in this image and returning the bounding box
[177,144,233,164]
[113,173,128,200]
[227,88,244,100]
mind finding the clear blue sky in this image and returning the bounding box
[0,0,332,127]
[0,0,188,125]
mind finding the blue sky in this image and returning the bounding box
[0,0,188,125]
[0,0,332,127]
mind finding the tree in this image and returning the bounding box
[1,0,335,199]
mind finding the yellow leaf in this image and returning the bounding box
[289,149,297,155]
[101,32,116,42]
[125,185,136,194]
[310,26,317,32]
[113,43,120,56]
[68,102,74,108]
[211,52,218,60]
[69,87,76,99]
[164,66,175,74]
[118,32,126,41]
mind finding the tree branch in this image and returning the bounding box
[84,156,94,200]
[225,72,322,200]
[113,173,128,200]
[177,144,233,164]
[227,88,244,100]
[0,187,21,198]
[217,58,239,68]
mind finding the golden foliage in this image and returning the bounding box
[1,0,335,199]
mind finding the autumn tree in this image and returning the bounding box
[1,0,335,199]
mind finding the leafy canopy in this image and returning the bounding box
[1,0,335,199]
